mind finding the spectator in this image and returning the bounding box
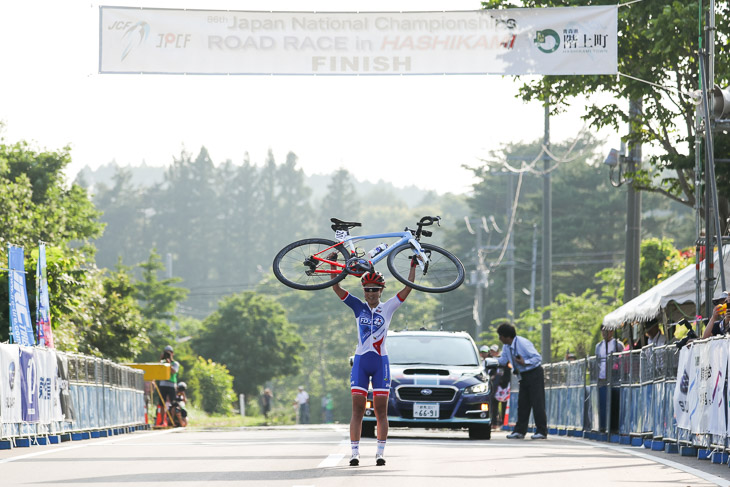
[158,345,180,409]
[645,320,667,347]
[322,393,334,423]
[595,327,624,433]
[565,352,577,361]
[261,388,273,420]
[702,291,730,338]
[496,323,547,440]
[173,382,188,427]
[294,386,310,424]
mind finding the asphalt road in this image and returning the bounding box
[2,426,730,486]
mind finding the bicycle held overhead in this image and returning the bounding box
[272,216,465,293]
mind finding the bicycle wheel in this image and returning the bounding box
[273,238,350,291]
[387,243,465,293]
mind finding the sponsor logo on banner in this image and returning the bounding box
[20,347,39,422]
[534,29,559,53]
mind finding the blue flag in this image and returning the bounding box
[8,245,35,346]
[36,243,54,348]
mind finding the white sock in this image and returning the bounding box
[376,440,386,456]
[351,441,359,456]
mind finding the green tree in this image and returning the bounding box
[483,0,730,226]
[134,249,189,361]
[187,357,236,415]
[77,264,148,361]
[192,292,304,398]
[318,168,361,235]
[0,139,104,345]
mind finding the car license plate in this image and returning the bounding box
[413,402,439,418]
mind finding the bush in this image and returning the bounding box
[187,356,235,415]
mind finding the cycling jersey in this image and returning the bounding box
[341,292,404,357]
[341,291,404,396]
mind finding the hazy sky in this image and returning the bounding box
[0,0,618,194]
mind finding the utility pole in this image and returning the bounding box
[624,99,642,305]
[541,94,552,363]
[530,224,538,311]
[506,173,515,324]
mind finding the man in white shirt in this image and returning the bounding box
[595,327,624,432]
[295,386,310,424]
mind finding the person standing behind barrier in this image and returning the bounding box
[645,320,667,347]
[489,345,511,429]
[158,345,180,408]
[702,290,730,338]
[595,327,624,433]
[497,323,547,440]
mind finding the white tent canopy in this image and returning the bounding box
[602,247,730,329]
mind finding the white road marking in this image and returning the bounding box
[317,453,345,467]
[565,437,730,487]
[0,429,177,464]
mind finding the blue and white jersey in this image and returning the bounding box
[341,292,404,356]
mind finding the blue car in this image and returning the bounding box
[361,330,492,440]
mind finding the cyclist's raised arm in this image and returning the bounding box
[328,252,348,300]
[397,258,418,301]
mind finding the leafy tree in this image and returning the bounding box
[77,264,148,361]
[0,139,104,345]
[192,292,304,398]
[318,168,361,235]
[187,356,236,414]
[482,0,730,226]
[133,249,189,361]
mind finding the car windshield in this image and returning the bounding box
[388,335,479,366]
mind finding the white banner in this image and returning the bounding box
[707,340,727,435]
[674,346,691,430]
[99,6,617,75]
[0,344,22,424]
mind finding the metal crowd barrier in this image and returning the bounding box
[0,344,145,447]
[507,343,681,444]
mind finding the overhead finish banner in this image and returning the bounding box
[99,6,617,75]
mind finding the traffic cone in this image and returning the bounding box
[503,394,510,426]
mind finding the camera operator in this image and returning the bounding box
[702,291,730,339]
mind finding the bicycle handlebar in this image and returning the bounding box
[418,216,441,227]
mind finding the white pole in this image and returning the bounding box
[239,394,245,417]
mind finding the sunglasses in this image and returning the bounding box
[363,287,382,293]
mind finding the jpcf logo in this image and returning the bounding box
[534,29,560,54]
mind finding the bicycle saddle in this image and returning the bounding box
[330,218,362,231]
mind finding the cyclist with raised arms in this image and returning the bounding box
[329,254,417,467]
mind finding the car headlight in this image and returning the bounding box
[464,382,489,394]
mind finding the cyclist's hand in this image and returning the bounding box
[410,256,419,268]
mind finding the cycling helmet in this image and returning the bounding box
[177,382,187,390]
[361,271,386,288]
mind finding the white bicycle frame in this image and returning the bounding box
[334,228,429,269]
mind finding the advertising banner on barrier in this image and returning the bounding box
[674,346,691,430]
[36,349,57,424]
[690,343,712,434]
[56,353,72,421]
[707,340,727,435]
[19,346,39,423]
[8,246,35,346]
[36,243,55,348]
[99,6,617,75]
[0,344,22,423]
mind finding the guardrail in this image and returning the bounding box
[505,337,725,457]
[0,343,145,448]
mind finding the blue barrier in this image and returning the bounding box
[0,345,145,446]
